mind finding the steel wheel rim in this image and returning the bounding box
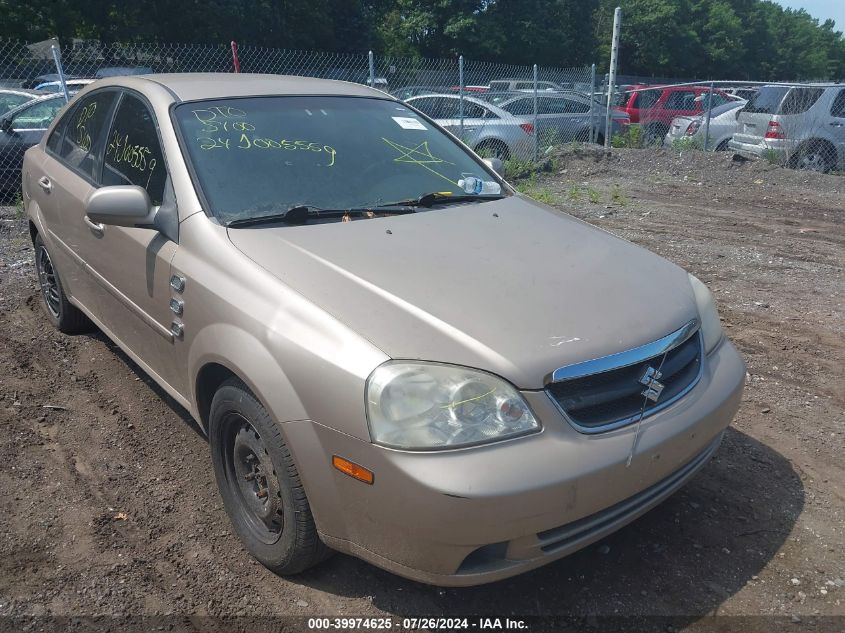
[223,414,284,545]
[37,246,60,318]
[799,152,826,172]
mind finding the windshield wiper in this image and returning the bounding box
[378,191,506,209]
[227,204,418,228]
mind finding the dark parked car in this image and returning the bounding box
[0,94,65,192]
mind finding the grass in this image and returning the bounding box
[513,172,559,205]
[13,192,24,220]
[611,124,645,149]
[763,148,782,165]
[671,137,703,152]
[586,187,601,204]
[610,184,628,205]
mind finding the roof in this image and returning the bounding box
[116,73,388,102]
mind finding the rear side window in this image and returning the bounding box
[743,87,789,114]
[779,88,824,115]
[538,98,589,114]
[664,91,697,110]
[832,89,845,118]
[46,114,68,154]
[59,91,117,180]
[102,93,166,205]
[636,90,660,108]
[503,99,534,116]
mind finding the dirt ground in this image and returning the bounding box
[0,148,843,632]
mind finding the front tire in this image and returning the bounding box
[209,377,331,575]
[33,233,91,333]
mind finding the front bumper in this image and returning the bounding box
[283,338,745,586]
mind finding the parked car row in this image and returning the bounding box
[405,92,629,160]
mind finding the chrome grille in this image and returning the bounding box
[546,321,703,433]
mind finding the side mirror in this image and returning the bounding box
[85,185,156,228]
[0,117,12,132]
[483,157,504,176]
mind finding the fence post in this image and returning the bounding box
[604,7,622,152]
[533,63,539,161]
[703,81,714,151]
[458,55,464,141]
[230,41,240,73]
[588,63,596,143]
[368,50,375,89]
[50,45,70,104]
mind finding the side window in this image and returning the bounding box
[664,91,696,110]
[46,110,69,154]
[564,98,589,114]
[831,89,845,118]
[59,91,116,180]
[637,90,661,109]
[411,98,439,118]
[515,82,534,90]
[503,99,533,116]
[462,102,488,119]
[779,88,824,115]
[102,93,166,206]
[10,99,63,130]
[0,93,32,114]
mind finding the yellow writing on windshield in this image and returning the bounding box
[192,107,335,166]
[382,138,458,186]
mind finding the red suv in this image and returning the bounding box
[615,85,733,144]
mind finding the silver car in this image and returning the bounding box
[22,73,745,586]
[406,93,535,160]
[730,84,845,172]
[665,100,746,151]
[497,93,630,145]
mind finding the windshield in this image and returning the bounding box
[174,96,504,224]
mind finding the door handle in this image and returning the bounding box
[38,176,52,193]
[83,215,105,236]
[831,122,844,128]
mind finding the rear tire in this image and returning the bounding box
[209,377,332,575]
[33,233,92,333]
[791,142,835,173]
[474,139,510,161]
[644,123,668,146]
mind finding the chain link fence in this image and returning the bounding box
[3,39,839,197]
[0,39,616,195]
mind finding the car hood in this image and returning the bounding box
[227,197,698,389]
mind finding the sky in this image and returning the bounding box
[776,0,845,32]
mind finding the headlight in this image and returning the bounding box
[688,273,723,354]
[366,362,540,450]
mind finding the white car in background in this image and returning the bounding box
[665,100,746,151]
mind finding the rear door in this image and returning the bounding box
[536,96,590,142]
[734,86,789,143]
[34,90,119,314]
[828,88,845,169]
